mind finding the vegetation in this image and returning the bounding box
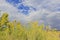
[0,12,60,40]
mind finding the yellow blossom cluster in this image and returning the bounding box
[0,13,60,40]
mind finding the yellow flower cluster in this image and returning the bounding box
[0,13,60,40]
[0,13,8,26]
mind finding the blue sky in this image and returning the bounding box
[6,0,36,15]
[6,0,22,4]
[6,0,29,15]
[0,0,60,30]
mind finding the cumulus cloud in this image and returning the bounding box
[0,0,60,29]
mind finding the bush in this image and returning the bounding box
[0,13,60,40]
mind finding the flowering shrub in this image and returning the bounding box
[0,13,60,40]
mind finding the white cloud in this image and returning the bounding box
[23,0,60,29]
[0,0,60,29]
[0,0,28,24]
